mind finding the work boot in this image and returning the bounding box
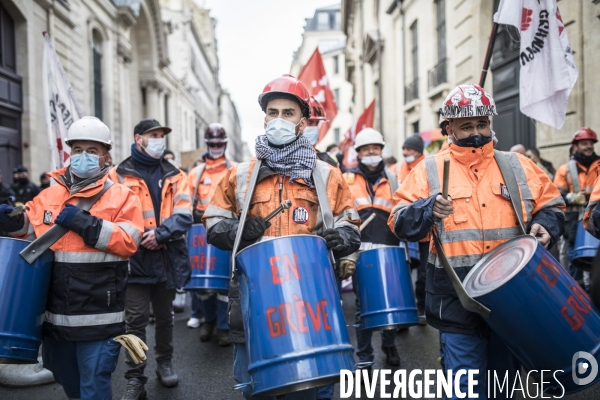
[199,321,216,342]
[382,345,400,366]
[217,329,232,346]
[156,361,179,387]
[121,378,146,400]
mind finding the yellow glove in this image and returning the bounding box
[114,334,148,365]
[573,192,587,206]
[338,259,356,280]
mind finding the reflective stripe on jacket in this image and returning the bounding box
[188,157,235,212]
[14,167,143,341]
[109,158,193,287]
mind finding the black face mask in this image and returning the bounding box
[452,133,492,148]
[17,177,29,185]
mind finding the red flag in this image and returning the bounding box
[298,48,338,143]
[340,100,375,169]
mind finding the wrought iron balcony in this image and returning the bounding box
[428,58,447,90]
[404,78,419,104]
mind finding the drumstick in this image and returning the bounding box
[442,158,450,200]
[8,205,29,217]
[360,213,377,231]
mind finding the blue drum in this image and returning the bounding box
[571,221,600,271]
[235,235,354,397]
[0,238,53,364]
[184,224,231,291]
[407,241,420,267]
[355,247,419,330]
[464,235,600,395]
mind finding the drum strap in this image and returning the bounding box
[567,159,581,194]
[20,179,115,265]
[312,166,333,230]
[230,159,262,274]
[312,165,336,264]
[191,163,206,207]
[385,169,399,195]
[432,233,492,319]
[494,150,526,234]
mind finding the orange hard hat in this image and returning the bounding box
[258,74,311,118]
[572,127,598,144]
[309,96,328,121]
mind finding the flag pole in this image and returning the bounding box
[479,22,499,88]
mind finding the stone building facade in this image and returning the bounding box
[0,0,242,182]
[290,4,354,152]
[341,0,600,167]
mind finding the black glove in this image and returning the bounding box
[193,208,204,224]
[322,228,345,251]
[242,217,271,241]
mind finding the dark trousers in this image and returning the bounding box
[124,282,176,383]
[415,241,429,311]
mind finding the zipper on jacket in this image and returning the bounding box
[278,176,283,237]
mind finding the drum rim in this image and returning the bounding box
[358,245,405,255]
[463,234,537,297]
[0,236,37,245]
[235,234,327,256]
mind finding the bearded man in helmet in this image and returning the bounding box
[186,123,235,345]
[554,127,600,282]
[340,127,402,370]
[388,84,565,399]
[203,74,360,399]
[0,116,144,399]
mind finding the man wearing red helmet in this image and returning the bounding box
[203,74,360,399]
[554,128,600,282]
[388,84,565,399]
[306,96,338,168]
[186,123,235,345]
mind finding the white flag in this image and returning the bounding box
[494,0,577,129]
[42,32,84,170]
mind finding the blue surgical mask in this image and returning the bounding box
[70,152,101,178]
[303,127,320,146]
[143,138,166,159]
[265,118,300,146]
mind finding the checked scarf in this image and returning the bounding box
[255,135,317,186]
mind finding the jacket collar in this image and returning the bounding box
[205,156,227,169]
[449,141,495,167]
[117,156,181,182]
[49,167,110,197]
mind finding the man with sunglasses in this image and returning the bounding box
[186,123,235,345]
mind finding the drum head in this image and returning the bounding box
[463,235,538,298]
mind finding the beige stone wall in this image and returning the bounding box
[5,0,223,179]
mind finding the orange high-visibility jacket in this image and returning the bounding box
[554,160,600,197]
[583,174,600,236]
[388,154,425,185]
[203,158,360,237]
[388,143,565,268]
[12,168,143,341]
[108,161,192,230]
[188,157,236,212]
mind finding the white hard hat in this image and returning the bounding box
[354,128,385,150]
[66,116,113,150]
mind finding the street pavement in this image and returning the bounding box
[1,290,600,399]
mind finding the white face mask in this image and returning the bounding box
[143,138,165,159]
[360,155,383,168]
[303,127,320,146]
[209,146,225,159]
[265,118,300,146]
[404,155,416,163]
